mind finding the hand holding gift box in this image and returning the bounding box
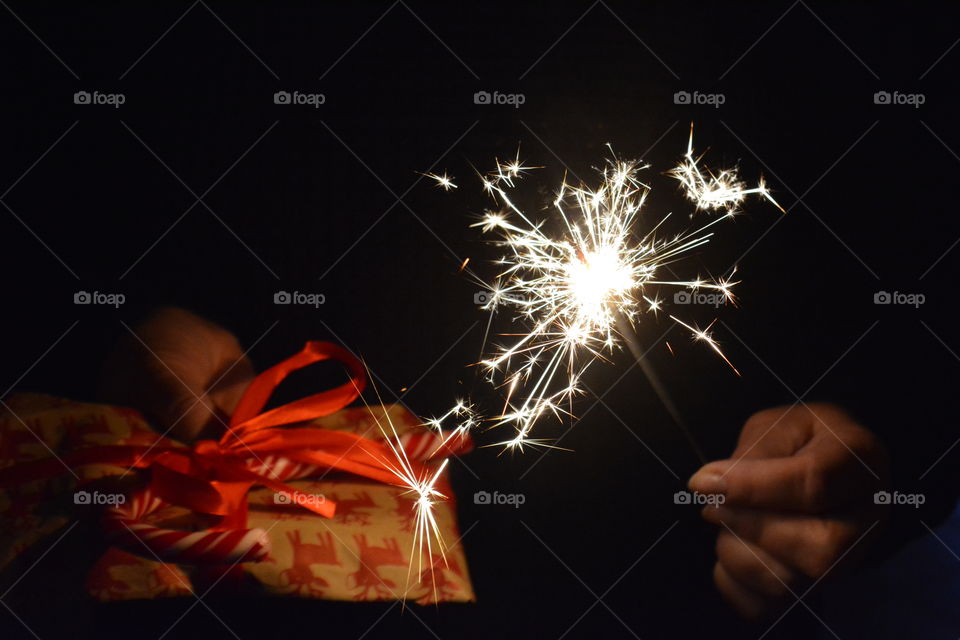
[0,308,474,604]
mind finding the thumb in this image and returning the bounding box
[688,456,819,512]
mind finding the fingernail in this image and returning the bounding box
[688,468,727,495]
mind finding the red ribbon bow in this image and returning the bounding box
[0,341,428,528]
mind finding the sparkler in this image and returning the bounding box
[368,126,779,601]
[445,124,782,453]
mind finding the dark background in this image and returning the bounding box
[1,1,959,638]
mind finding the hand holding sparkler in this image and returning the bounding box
[690,404,888,619]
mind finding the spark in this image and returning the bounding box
[669,315,741,375]
[356,374,460,601]
[668,123,785,214]
[422,400,477,449]
[421,171,457,191]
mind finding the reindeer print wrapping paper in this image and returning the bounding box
[0,393,475,604]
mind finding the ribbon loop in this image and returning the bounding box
[226,341,366,438]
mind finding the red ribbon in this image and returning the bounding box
[0,341,428,528]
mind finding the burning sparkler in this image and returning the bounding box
[456,124,781,451]
[364,125,778,599]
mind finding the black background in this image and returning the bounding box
[1,2,959,638]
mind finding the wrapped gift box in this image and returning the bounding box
[0,393,474,604]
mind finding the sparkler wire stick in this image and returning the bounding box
[613,308,707,464]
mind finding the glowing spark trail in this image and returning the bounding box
[355,375,457,601]
[423,400,477,448]
[459,125,780,450]
[668,125,785,214]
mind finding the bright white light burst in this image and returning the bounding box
[466,125,781,450]
[356,376,454,601]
